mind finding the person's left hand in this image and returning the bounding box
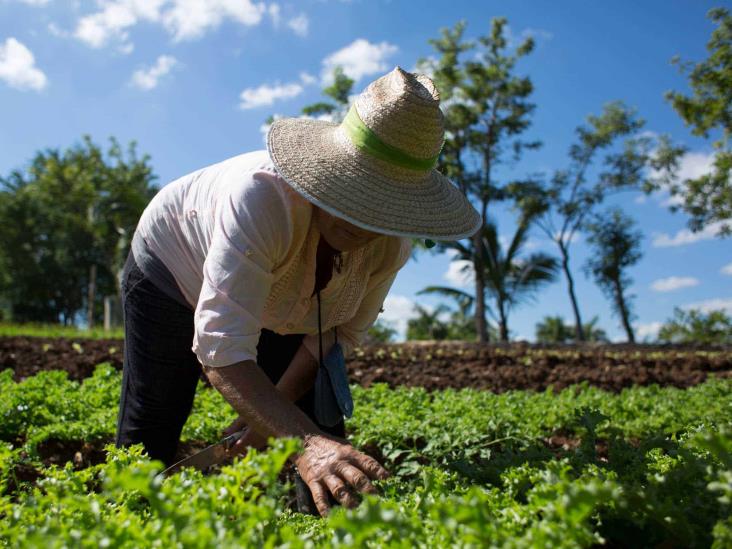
[222,416,268,456]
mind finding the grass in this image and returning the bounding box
[0,322,124,339]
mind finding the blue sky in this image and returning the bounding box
[1,0,730,341]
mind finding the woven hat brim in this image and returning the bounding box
[267,117,482,240]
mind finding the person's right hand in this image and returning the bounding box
[294,433,389,516]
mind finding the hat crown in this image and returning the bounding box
[353,67,445,163]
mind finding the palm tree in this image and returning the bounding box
[535,315,573,343]
[416,286,481,341]
[480,219,559,341]
[535,315,609,343]
[420,216,558,342]
[582,316,609,343]
[406,303,451,340]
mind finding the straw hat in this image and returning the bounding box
[266,66,482,241]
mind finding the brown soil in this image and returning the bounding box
[347,341,732,392]
[1,336,123,381]
[35,438,110,468]
[2,337,731,392]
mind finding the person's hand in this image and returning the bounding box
[294,433,389,516]
[222,416,268,456]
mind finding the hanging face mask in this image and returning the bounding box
[313,291,354,427]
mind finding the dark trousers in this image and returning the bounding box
[116,251,344,466]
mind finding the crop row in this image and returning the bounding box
[1,364,731,547]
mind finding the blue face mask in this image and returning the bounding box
[313,335,353,427]
[313,291,354,427]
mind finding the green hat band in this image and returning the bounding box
[341,105,442,172]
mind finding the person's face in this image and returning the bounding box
[314,207,383,251]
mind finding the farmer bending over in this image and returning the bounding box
[116,66,480,516]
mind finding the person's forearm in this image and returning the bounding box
[275,342,320,401]
[204,359,323,441]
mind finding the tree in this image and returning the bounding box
[582,316,610,343]
[535,315,608,343]
[516,102,648,341]
[0,135,157,324]
[365,319,398,344]
[652,8,732,235]
[406,303,450,340]
[658,307,732,345]
[419,18,541,342]
[418,212,558,342]
[480,219,558,341]
[583,209,643,343]
[535,315,573,343]
[301,66,354,122]
[416,286,479,341]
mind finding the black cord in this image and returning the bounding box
[317,290,323,368]
[317,289,338,368]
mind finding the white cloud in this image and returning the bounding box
[503,25,554,50]
[239,70,318,110]
[650,276,699,292]
[72,0,266,49]
[682,298,732,314]
[0,38,48,91]
[130,54,178,90]
[299,71,316,85]
[287,13,309,37]
[267,3,280,26]
[13,0,51,5]
[239,81,304,110]
[636,321,662,340]
[652,220,727,247]
[74,0,164,49]
[118,41,134,54]
[163,0,266,41]
[377,294,419,338]
[721,262,732,276]
[47,22,70,38]
[522,27,554,41]
[443,256,474,288]
[321,38,398,84]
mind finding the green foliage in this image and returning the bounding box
[1,366,732,547]
[365,319,398,344]
[0,135,157,324]
[535,316,609,343]
[415,286,479,340]
[661,7,732,235]
[418,17,541,343]
[515,100,649,342]
[299,66,354,123]
[406,303,450,341]
[0,322,124,339]
[480,218,558,341]
[583,209,643,343]
[535,315,575,343]
[658,307,732,345]
[419,215,558,342]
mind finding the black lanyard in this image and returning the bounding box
[316,289,338,369]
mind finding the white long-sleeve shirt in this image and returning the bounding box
[133,149,412,367]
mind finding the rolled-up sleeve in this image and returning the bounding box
[192,176,291,367]
[302,237,412,361]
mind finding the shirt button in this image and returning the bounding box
[245,249,254,257]
[286,322,294,329]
